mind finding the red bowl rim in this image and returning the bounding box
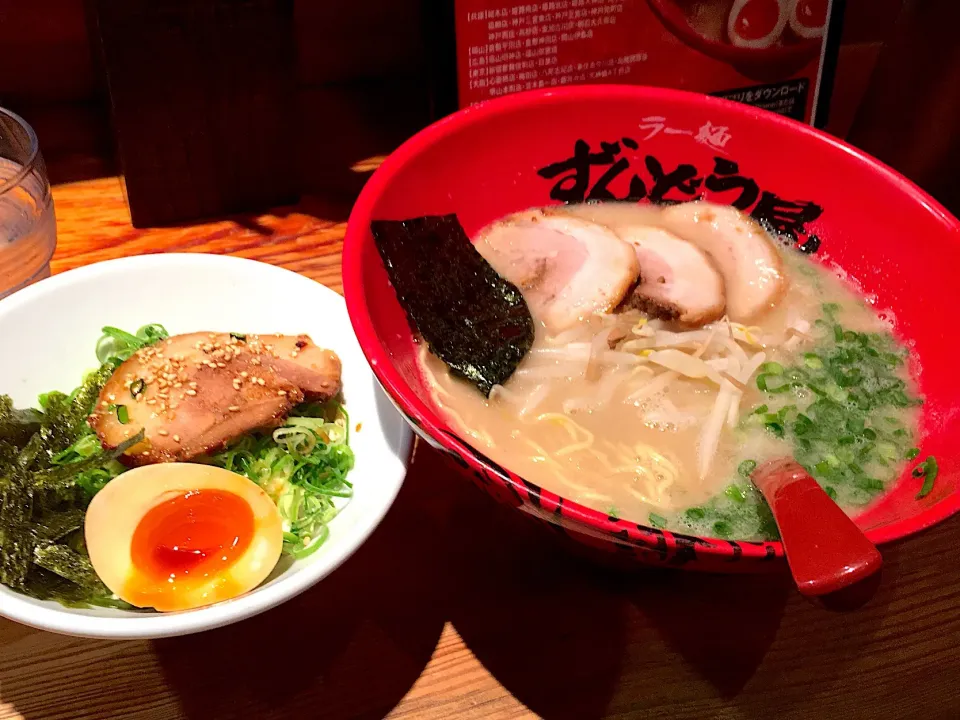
[645,0,821,67]
[343,84,960,560]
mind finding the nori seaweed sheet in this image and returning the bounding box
[371,214,535,396]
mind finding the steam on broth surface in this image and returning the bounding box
[417,202,922,540]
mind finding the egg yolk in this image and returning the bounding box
[126,489,255,608]
[735,0,780,40]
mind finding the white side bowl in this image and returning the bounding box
[0,253,411,639]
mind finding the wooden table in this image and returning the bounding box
[1,178,958,720]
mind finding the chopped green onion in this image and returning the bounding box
[129,378,146,399]
[713,520,732,537]
[803,353,824,369]
[115,405,129,424]
[760,362,784,375]
[916,456,939,499]
[793,413,814,436]
[737,460,757,478]
[756,374,790,393]
[685,508,706,520]
[853,477,884,492]
[136,324,169,344]
[230,333,247,342]
[725,484,747,503]
[765,422,785,438]
[905,447,920,460]
[648,513,667,529]
[824,486,838,501]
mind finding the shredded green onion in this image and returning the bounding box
[206,401,355,558]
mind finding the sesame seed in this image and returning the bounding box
[108,393,116,401]
[158,429,169,436]
[278,390,287,396]
[142,451,150,456]
[228,406,240,412]
[240,371,248,378]
[185,389,197,396]
[147,399,157,405]
[188,381,198,389]
[173,435,181,442]
[257,377,266,386]
[291,350,299,358]
[216,362,226,368]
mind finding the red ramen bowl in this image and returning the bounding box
[343,85,960,572]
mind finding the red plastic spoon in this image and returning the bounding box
[752,458,882,597]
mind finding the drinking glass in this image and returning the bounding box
[0,107,56,299]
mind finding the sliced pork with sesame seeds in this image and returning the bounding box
[88,332,342,465]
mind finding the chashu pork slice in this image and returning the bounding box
[659,202,786,322]
[617,226,726,327]
[474,209,640,333]
[89,332,342,465]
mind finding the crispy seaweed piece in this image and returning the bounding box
[28,365,114,470]
[0,430,143,588]
[0,396,43,446]
[371,214,534,395]
[20,566,134,609]
[0,470,34,587]
[32,544,101,588]
[32,509,85,544]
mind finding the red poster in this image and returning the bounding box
[455,0,834,123]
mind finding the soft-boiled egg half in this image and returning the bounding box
[85,464,283,612]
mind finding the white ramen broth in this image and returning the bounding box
[418,202,921,540]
